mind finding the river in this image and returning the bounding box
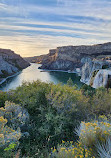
[0,63,83,91]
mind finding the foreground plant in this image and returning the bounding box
[97,138,111,158]
[75,120,111,157]
[0,116,21,146]
[49,141,94,158]
[75,121,111,147]
[0,101,29,157]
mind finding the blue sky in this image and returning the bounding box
[0,0,111,57]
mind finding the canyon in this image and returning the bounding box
[25,42,111,88]
[0,48,30,83]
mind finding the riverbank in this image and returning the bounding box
[0,63,83,91]
[0,71,21,85]
[40,68,77,74]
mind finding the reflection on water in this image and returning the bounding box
[0,63,83,91]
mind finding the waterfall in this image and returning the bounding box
[92,70,111,88]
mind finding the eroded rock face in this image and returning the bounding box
[80,57,111,86]
[0,48,30,80]
[92,70,111,88]
[80,58,109,84]
[25,42,111,88]
[38,42,111,70]
[0,56,18,75]
[80,59,93,84]
[80,56,111,88]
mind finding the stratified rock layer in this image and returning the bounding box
[37,42,111,71]
[25,42,111,88]
[92,70,111,88]
[80,58,110,84]
[0,48,30,81]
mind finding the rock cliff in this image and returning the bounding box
[25,42,111,88]
[92,70,111,88]
[38,42,111,88]
[37,42,111,71]
[0,48,30,82]
[80,58,111,87]
[24,49,56,65]
[80,58,110,83]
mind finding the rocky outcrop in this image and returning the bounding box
[24,49,57,64]
[80,58,110,84]
[38,42,111,88]
[92,70,111,88]
[80,57,111,88]
[24,54,48,64]
[0,49,30,82]
[25,42,111,88]
[26,42,110,71]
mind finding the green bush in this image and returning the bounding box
[0,80,110,157]
[50,141,93,158]
[102,65,109,69]
[67,78,74,87]
[91,88,111,116]
[75,120,111,157]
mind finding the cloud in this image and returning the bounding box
[0,33,108,57]
[0,1,111,20]
[0,17,111,39]
[0,0,111,56]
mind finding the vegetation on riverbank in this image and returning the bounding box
[0,80,111,157]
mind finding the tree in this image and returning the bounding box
[67,78,73,87]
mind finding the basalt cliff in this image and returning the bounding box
[0,49,30,83]
[26,42,111,70]
[25,42,111,88]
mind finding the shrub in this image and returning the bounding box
[102,65,109,69]
[67,78,74,87]
[0,115,21,146]
[76,121,111,147]
[0,81,111,157]
[0,91,7,107]
[80,84,95,97]
[0,101,29,130]
[91,88,111,116]
[0,115,21,157]
[50,141,94,158]
[97,137,111,158]
[0,101,30,157]
[75,121,111,157]
[47,83,89,117]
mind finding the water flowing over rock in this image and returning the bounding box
[80,58,110,85]
[92,70,111,88]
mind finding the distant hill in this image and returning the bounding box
[0,48,30,83]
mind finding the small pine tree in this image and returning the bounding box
[67,78,73,87]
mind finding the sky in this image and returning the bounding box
[0,0,111,57]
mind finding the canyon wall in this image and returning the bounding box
[80,58,111,88]
[37,42,111,71]
[0,48,30,82]
[25,42,111,88]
